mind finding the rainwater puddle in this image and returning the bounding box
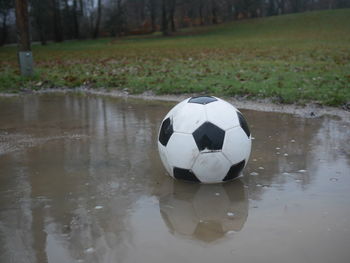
[0,94,349,263]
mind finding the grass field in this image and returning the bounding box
[1,9,349,106]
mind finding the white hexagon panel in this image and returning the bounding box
[205,98,240,131]
[164,98,189,120]
[166,133,199,170]
[192,152,231,183]
[173,103,207,134]
[222,126,252,166]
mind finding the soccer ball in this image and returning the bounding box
[158,96,251,183]
[159,179,248,242]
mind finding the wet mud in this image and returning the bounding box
[0,94,349,263]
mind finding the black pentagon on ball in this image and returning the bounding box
[192,122,225,151]
[237,111,250,138]
[188,96,217,105]
[223,160,245,182]
[159,117,173,146]
[173,167,201,183]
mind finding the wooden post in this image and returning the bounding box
[15,0,34,76]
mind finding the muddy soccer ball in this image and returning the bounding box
[158,96,251,184]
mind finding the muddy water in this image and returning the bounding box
[0,94,349,263]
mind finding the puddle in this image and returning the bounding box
[0,94,350,263]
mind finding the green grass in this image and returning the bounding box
[1,9,350,106]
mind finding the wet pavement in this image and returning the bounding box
[0,94,349,263]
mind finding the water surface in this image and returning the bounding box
[0,94,349,263]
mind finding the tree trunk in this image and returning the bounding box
[226,1,234,21]
[15,0,31,51]
[149,0,156,32]
[140,0,146,22]
[117,0,125,37]
[328,0,335,9]
[0,13,8,46]
[52,0,63,42]
[291,0,302,13]
[63,0,69,15]
[93,0,102,38]
[31,0,48,45]
[79,0,84,14]
[268,0,276,16]
[169,0,176,32]
[15,0,34,76]
[73,0,80,38]
[211,1,218,24]
[161,0,169,36]
[63,0,72,39]
[199,0,204,25]
[37,22,47,45]
[279,0,285,14]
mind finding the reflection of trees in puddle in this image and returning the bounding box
[308,117,350,178]
[243,110,324,198]
[159,179,248,243]
[1,95,349,262]
[37,96,169,263]
[0,95,169,263]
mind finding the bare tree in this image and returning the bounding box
[224,0,235,21]
[72,0,80,38]
[31,0,51,45]
[211,0,218,24]
[15,0,34,76]
[169,0,176,32]
[5,0,350,43]
[52,0,63,42]
[161,0,169,35]
[93,0,102,38]
[147,0,157,32]
[0,0,13,46]
[198,0,205,25]
[105,0,126,37]
[79,0,84,13]
[15,0,31,51]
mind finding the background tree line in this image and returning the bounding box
[1,0,349,46]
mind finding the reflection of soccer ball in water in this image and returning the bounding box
[159,179,248,242]
[158,96,252,183]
